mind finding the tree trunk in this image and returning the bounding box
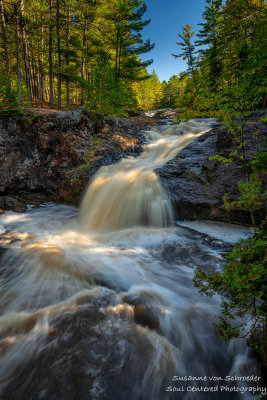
[115,5,122,79]
[30,53,38,107]
[81,18,87,105]
[0,0,11,88]
[115,27,120,78]
[49,0,54,109]
[118,22,124,79]
[40,11,44,107]
[45,76,49,99]
[56,0,61,109]
[14,2,22,104]
[20,0,33,106]
[65,3,70,108]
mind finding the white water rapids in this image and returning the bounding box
[0,120,263,400]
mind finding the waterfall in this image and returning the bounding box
[79,119,212,231]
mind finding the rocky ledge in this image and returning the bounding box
[0,109,159,212]
[158,114,267,225]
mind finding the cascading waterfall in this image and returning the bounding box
[79,120,211,232]
[0,119,264,400]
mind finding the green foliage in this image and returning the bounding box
[193,222,267,353]
[173,24,197,77]
[260,114,267,125]
[0,74,20,116]
[223,172,266,215]
[172,0,267,111]
[133,69,163,110]
[83,54,136,116]
[196,0,223,91]
[160,73,188,109]
[102,0,154,81]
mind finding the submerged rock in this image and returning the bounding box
[0,195,26,212]
[1,288,175,400]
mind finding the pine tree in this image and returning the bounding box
[196,0,223,91]
[172,24,198,93]
[134,69,162,110]
[160,74,187,108]
[102,0,154,82]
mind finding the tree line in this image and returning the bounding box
[0,0,154,115]
[171,0,266,111]
[136,0,266,111]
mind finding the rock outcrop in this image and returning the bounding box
[0,110,150,211]
[158,118,266,225]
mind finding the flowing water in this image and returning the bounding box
[0,120,264,400]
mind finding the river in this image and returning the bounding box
[0,119,262,400]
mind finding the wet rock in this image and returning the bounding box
[154,108,179,119]
[123,293,161,331]
[0,195,26,212]
[127,109,145,117]
[1,289,174,400]
[133,304,159,330]
[158,119,267,225]
[0,230,33,259]
[0,231,35,247]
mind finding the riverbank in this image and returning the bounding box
[0,109,160,212]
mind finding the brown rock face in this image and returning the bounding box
[0,110,144,210]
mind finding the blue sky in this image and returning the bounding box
[142,0,207,82]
